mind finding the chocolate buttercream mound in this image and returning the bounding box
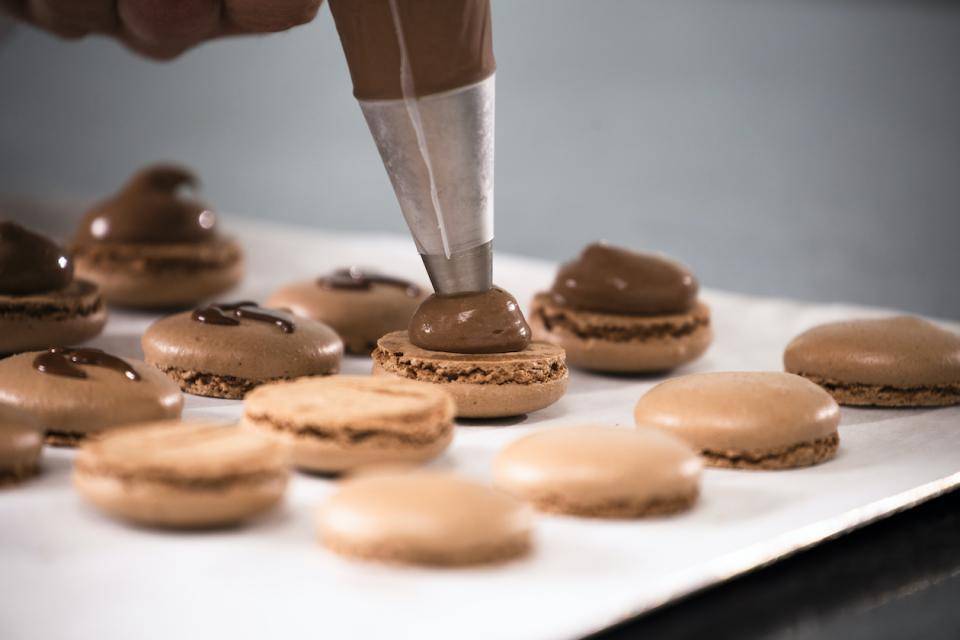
[409,286,531,354]
[550,243,698,316]
[0,221,73,295]
[75,165,217,245]
[329,0,495,100]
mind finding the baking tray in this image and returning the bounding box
[2,219,958,640]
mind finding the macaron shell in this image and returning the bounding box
[142,308,342,382]
[0,352,183,440]
[0,408,43,484]
[266,279,424,354]
[784,316,960,387]
[72,238,244,309]
[493,426,701,517]
[316,471,533,566]
[0,280,107,354]
[634,371,840,452]
[529,294,712,373]
[372,331,568,418]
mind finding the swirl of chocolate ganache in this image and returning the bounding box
[317,267,421,297]
[550,243,698,315]
[409,286,531,354]
[75,165,218,245]
[0,221,74,295]
[33,347,140,381]
[191,301,295,333]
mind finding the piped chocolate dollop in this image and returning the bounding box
[0,221,73,295]
[317,267,421,297]
[75,165,217,245]
[33,347,140,381]
[409,286,531,354]
[550,243,698,315]
[192,301,295,334]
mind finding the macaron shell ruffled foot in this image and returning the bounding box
[0,348,183,446]
[0,222,107,354]
[70,165,243,309]
[530,243,712,373]
[142,301,342,399]
[784,316,960,407]
[634,371,840,470]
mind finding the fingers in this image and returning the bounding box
[118,0,219,52]
[224,0,321,33]
[23,0,117,38]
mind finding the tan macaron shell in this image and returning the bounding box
[242,376,455,473]
[74,421,289,528]
[317,471,533,566]
[634,372,840,466]
[0,406,43,484]
[142,308,342,388]
[0,280,107,354]
[372,331,568,418]
[494,426,701,518]
[0,351,183,443]
[784,316,960,387]
[266,279,424,354]
[530,294,712,373]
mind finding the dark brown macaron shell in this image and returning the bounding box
[74,165,217,246]
[409,286,531,354]
[0,221,74,295]
[550,243,698,316]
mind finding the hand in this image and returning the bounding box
[1,0,323,59]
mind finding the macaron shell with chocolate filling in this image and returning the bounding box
[142,308,343,399]
[0,279,107,354]
[530,293,712,373]
[266,279,425,354]
[371,331,568,418]
[784,316,960,407]
[73,421,288,528]
[72,237,243,309]
[634,371,840,470]
[0,351,183,446]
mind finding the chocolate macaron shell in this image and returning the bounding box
[241,376,455,474]
[73,421,288,528]
[316,471,533,566]
[142,307,342,399]
[0,405,43,486]
[71,237,244,310]
[372,331,568,418]
[530,294,712,373]
[0,279,107,354]
[266,278,425,354]
[634,371,840,470]
[784,316,960,407]
[0,351,183,445]
[494,426,701,518]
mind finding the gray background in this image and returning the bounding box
[1,1,958,318]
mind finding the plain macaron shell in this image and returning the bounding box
[317,471,534,566]
[493,426,701,517]
[784,316,960,387]
[0,351,183,440]
[633,371,840,452]
[73,421,289,528]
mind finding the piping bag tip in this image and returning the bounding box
[421,241,493,295]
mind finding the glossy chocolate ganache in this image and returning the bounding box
[550,243,698,315]
[75,165,217,245]
[0,221,73,295]
[33,348,140,381]
[409,286,531,354]
[192,301,295,334]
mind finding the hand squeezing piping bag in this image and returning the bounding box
[329,0,495,294]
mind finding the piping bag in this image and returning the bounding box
[329,0,495,295]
